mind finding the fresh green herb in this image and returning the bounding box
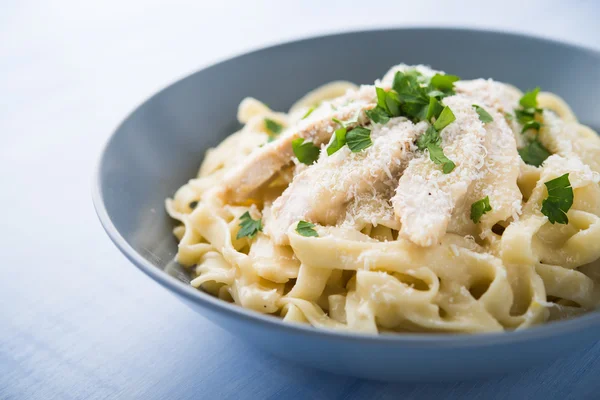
[428,145,456,173]
[416,126,455,174]
[504,112,514,120]
[264,118,283,135]
[519,87,540,109]
[302,107,315,119]
[521,120,542,133]
[518,140,551,167]
[416,125,441,150]
[189,201,198,209]
[473,105,494,123]
[515,108,536,124]
[236,212,263,239]
[430,74,460,93]
[425,96,444,121]
[427,90,446,98]
[292,138,320,165]
[385,91,402,116]
[365,107,390,124]
[296,220,318,237]
[541,173,573,224]
[393,71,430,119]
[346,127,373,152]
[433,106,456,131]
[327,128,347,156]
[470,196,492,223]
[376,87,389,112]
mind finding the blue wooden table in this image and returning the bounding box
[2,1,600,398]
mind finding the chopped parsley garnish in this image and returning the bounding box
[521,120,541,133]
[519,87,540,109]
[470,196,492,223]
[428,144,456,173]
[514,86,551,165]
[362,69,459,173]
[416,126,455,174]
[425,97,444,121]
[416,125,441,150]
[302,107,315,119]
[292,138,320,165]
[236,212,263,239]
[326,127,347,155]
[430,74,460,93]
[365,107,390,124]
[189,201,198,209]
[518,140,551,167]
[365,70,459,125]
[264,118,283,135]
[346,127,373,152]
[473,105,494,123]
[327,115,371,155]
[541,173,573,224]
[433,106,456,131]
[296,220,318,237]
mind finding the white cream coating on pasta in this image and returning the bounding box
[166,64,600,334]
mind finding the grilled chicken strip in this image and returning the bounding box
[392,96,488,246]
[218,86,377,203]
[266,119,427,245]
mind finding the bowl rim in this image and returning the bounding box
[92,26,600,348]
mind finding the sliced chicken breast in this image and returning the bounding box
[267,119,428,245]
[392,96,488,246]
[218,86,377,203]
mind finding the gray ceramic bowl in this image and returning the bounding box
[93,28,600,381]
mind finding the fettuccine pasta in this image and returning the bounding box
[166,64,600,334]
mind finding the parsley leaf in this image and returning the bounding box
[425,96,444,121]
[416,125,441,150]
[473,105,494,123]
[518,140,551,167]
[470,196,492,223]
[385,91,402,116]
[416,126,455,174]
[433,106,456,131]
[519,87,540,109]
[365,107,390,124]
[302,107,315,119]
[428,144,456,173]
[236,212,263,239]
[515,108,536,125]
[292,138,320,165]
[521,120,542,133]
[393,71,429,104]
[264,118,283,135]
[296,220,318,237]
[376,87,389,112]
[430,74,460,93]
[346,127,373,152]
[541,173,573,224]
[327,128,347,156]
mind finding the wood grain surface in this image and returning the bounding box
[1,1,599,398]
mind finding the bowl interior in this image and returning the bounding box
[97,27,600,291]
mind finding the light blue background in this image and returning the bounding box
[2,1,600,398]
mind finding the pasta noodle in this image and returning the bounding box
[166,64,600,334]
